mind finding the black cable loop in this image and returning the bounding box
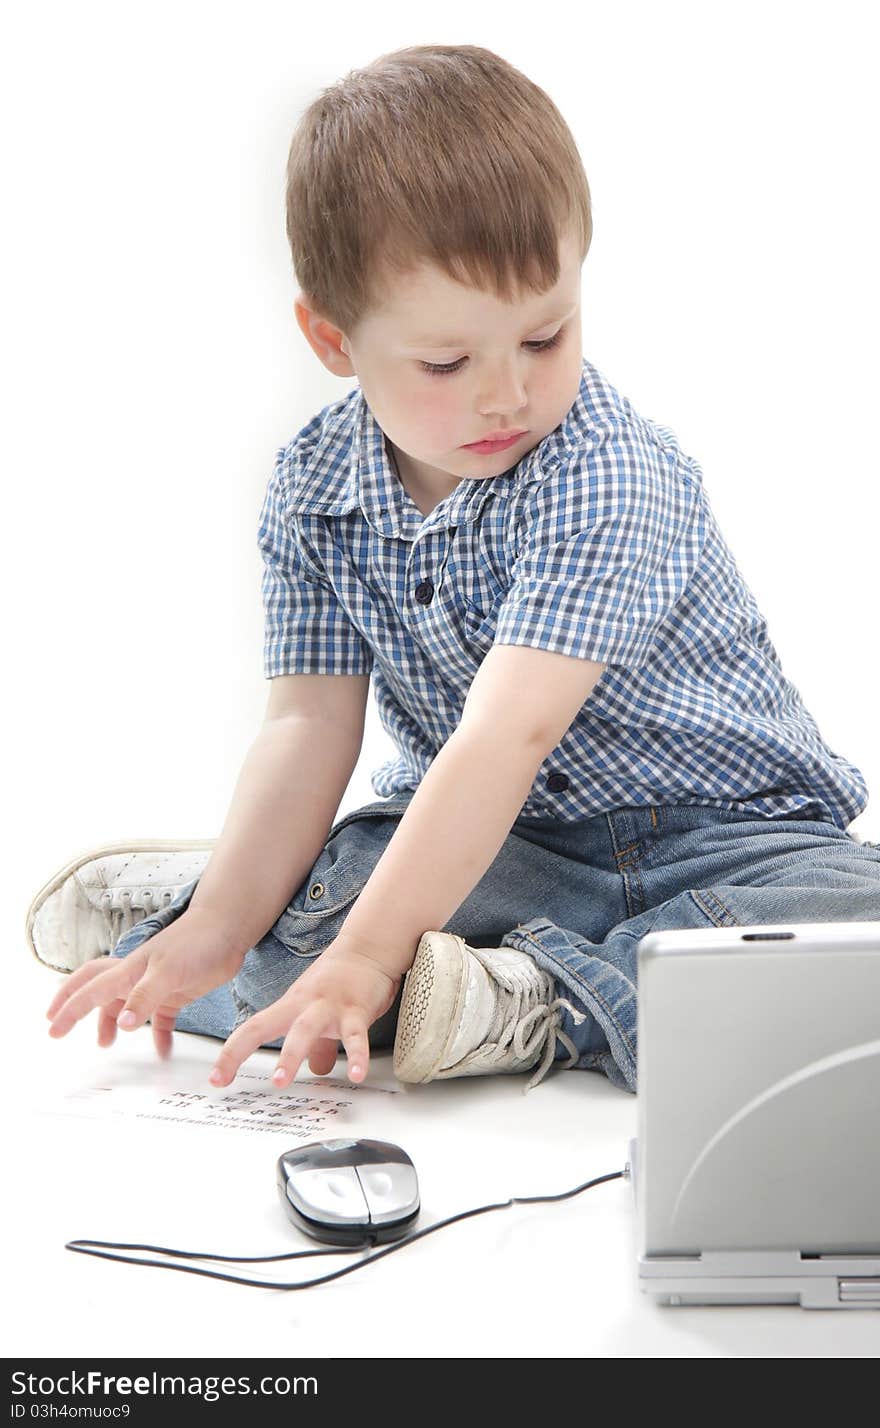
[66,1169,626,1290]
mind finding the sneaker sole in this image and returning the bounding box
[392,931,469,1083]
[24,838,216,971]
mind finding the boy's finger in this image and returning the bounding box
[271,1006,335,1088]
[339,1017,370,1084]
[45,958,113,1020]
[307,1037,340,1077]
[97,1000,125,1048]
[151,1008,178,1060]
[209,1006,292,1087]
[48,959,141,1037]
[115,974,175,1031]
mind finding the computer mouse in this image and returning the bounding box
[276,1138,420,1246]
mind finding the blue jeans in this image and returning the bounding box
[111,796,880,1093]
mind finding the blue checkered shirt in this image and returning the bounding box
[258,357,867,828]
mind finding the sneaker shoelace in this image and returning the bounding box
[460,945,587,1091]
[100,887,175,948]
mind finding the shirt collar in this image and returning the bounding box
[284,362,598,537]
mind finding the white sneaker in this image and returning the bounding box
[392,931,585,1091]
[25,840,215,973]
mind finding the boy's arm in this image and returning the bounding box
[332,645,607,972]
[46,673,370,1042]
[210,645,606,1087]
[188,672,370,950]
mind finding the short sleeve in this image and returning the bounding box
[493,423,707,671]
[258,451,374,678]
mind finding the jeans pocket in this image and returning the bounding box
[285,845,363,921]
[273,797,413,954]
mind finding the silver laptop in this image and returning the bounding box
[629,921,880,1309]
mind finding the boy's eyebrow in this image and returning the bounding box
[402,302,578,350]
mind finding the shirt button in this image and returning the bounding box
[415,579,435,605]
[546,772,569,793]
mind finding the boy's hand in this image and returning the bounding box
[45,907,247,1058]
[207,938,402,1089]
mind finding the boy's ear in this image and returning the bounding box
[294,292,356,377]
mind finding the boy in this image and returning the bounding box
[33,44,880,1095]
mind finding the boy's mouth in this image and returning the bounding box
[461,430,528,452]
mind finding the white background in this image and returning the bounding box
[6,0,880,1361]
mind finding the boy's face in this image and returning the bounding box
[296,226,585,506]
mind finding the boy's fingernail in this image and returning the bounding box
[117,1011,137,1029]
[350,1065,362,1079]
[208,1068,223,1085]
[273,1067,289,1085]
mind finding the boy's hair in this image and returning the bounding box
[285,44,592,336]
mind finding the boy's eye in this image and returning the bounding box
[418,328,564,377]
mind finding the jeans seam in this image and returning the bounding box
[690,887,743,926]
[614,852,646,917]
[606,811,648,918]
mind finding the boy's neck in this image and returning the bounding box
[387,439,462,517]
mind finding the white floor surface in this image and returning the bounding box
[10,961,880,1359]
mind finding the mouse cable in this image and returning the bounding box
[65,1166,626,1290]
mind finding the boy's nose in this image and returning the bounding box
[476,355,529,415]
[478,382,528,416]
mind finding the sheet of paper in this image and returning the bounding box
[39,1064,401,1140]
